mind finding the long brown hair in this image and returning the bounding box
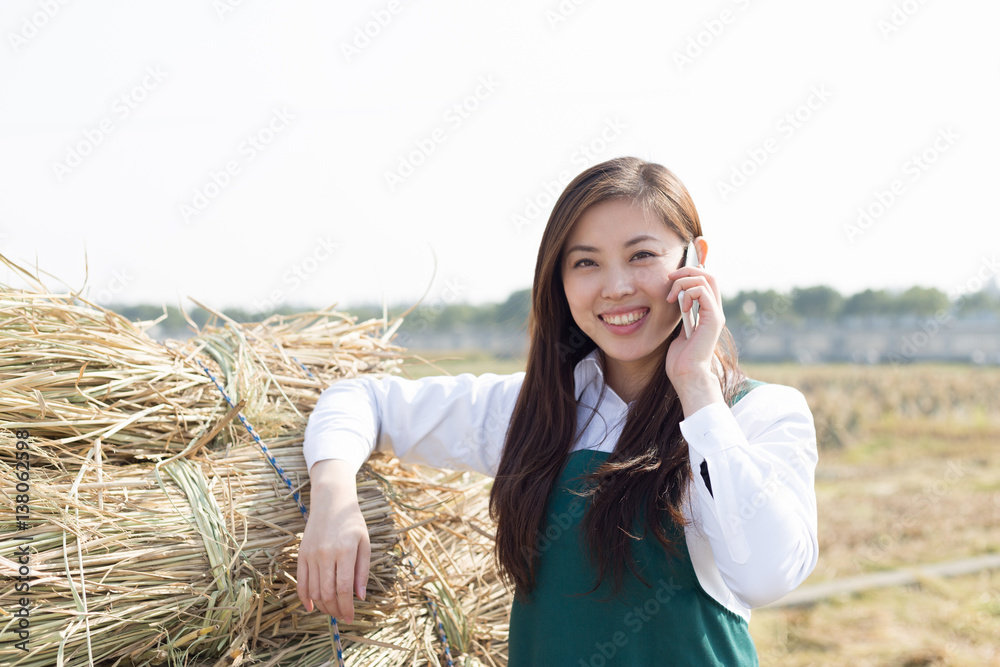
[489,156,747,601]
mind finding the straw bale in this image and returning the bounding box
[0,255,512,666]
[0,430,403,666]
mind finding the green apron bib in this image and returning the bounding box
[507,379,765,666]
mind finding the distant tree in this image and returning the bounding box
[721,292,746,323]
[433,304,479,330]
[892,286,949,316]
[117,304,173,324]
[223,307,262,323]
[841,289,893,317]
[791,286,843,320]
[723,289,796,326]
[494,288,531,329]
[954,289,1000,316]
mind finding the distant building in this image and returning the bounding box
[388,316,1000,365]
[149,315,1000,365]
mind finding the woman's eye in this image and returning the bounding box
[572,252,653,268]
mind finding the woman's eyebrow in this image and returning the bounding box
[565,234,661,255]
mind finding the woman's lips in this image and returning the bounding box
[599,308,649,323]
[599,308,649,334]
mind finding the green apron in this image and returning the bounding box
[507,380,765,666]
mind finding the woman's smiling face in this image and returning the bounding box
[560,197,688,398]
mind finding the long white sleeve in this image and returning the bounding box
[679,384,819,608]
[302,371,526,477]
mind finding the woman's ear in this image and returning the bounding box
[694,236,709,267]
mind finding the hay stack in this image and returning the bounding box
[0,432,402,667]
[0,287,401,464]
[0,255,513,666]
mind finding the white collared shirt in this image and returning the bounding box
[303,348,819,622]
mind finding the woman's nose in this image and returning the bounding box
[601,266,637,299]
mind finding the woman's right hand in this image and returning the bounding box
[296,459,371,623]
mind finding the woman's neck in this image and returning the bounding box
[598,348,658,405]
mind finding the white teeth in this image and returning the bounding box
[602,310,647,326]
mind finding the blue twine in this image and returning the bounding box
[428,597,454,666]
[156,338,344,664]
[406,559,454,667]
[330,616,345,665]
[189,355,308,517]
[155,329,454,665]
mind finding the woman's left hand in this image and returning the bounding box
[664,261,726,413]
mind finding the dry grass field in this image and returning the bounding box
[401,351,1000,666]
[745,363,1000,666]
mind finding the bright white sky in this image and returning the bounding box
[1,0,998,316]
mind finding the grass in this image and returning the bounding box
[398,349,528,379]
[752,570,1000,666]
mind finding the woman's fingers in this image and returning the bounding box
[297,491,371,622]
[678,285,723,324]
[300,543,359,620]
[668,267,722,307]
[304,545,336,617]
[670,278,716,312]
[667,273,704,303]
[705,273,722,307]
[321,555,339,616]
[296,551,312,612]
[355,535,371,602]
[665,260,726,383]
[336,557,356,622]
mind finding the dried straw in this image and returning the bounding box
[0,253,513,666]
[0,432,402,667]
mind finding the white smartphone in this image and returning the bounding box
[679,242,702,338]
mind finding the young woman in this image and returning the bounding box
[297,156,819,665]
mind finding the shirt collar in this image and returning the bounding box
[573,348,606,403]
[573,347,636,407]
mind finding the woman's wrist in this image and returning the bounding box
[675,369,725,418]
[309,459,358,498]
